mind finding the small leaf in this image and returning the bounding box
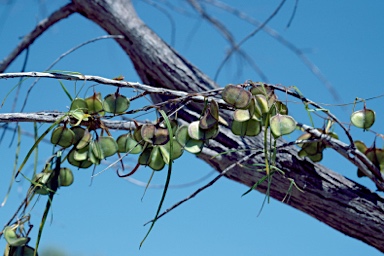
[351,109,375,130]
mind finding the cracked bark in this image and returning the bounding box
[3,0,383,252]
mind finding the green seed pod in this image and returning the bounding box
[76,129,92,150]
[71,126,86,145]
[67,148,93,169]
[103,93,130,114]
[350,109,375,130]
[270,114,296,138]
[98,136,118,157]
[50,126,75,148]
[59,167,74,187]
[159,138,184,164]
[175,125,203,154]
[70,98,88,112]
[188,121,219,141]
[85,92,104,114]
[116,133,143,154]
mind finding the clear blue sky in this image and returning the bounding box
[0,1,383,255]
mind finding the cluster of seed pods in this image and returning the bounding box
[221,83,296,138]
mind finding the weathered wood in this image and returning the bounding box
[70,0,384,252]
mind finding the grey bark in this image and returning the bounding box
[69,0,384,252]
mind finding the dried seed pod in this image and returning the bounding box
[141,124,170,145]
[222,84,252,109]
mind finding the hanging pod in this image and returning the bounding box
[103,92,130,114]
[117,133,143,154]
[141,124,170,145]
[231,118,261,137]
[221,84,252,109]
[199,100,219,130]
[175,125,203,154]
[138,146,165,171]
[97,136,118,158]
[76,129,92,150]
[67,148,93,169]
[269,114,296,138]
[3,226,30,247]
[70,98,88,112]
[59,168,74,187]
[350,109,375,130]
[159,138,184,164]
[85,92,104,114]
[71,126,86,145]
[233,98,261,122]
[50,126,75,148]
[188,121,219,141]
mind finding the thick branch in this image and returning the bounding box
[68,0,384,252]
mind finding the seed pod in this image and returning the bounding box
[98,136,118,158]
[175,125,203,154]
[67,148,93,169]
[159,138,184,164]
[188,121,219,141]
[351,109,375,130]
[70,98,88,112]
[50,126,75,148]
[141,124,170,145]
[116,133,143,154]
[270,114,296,138]
[85,92,103,114]
[222,84,252,109]
[59,168,74,187]
[231,118,261,137]
[199,100,219,130]
[76,129,92,150]
[103,92,130,114]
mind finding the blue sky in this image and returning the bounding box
[0,1,383,255]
